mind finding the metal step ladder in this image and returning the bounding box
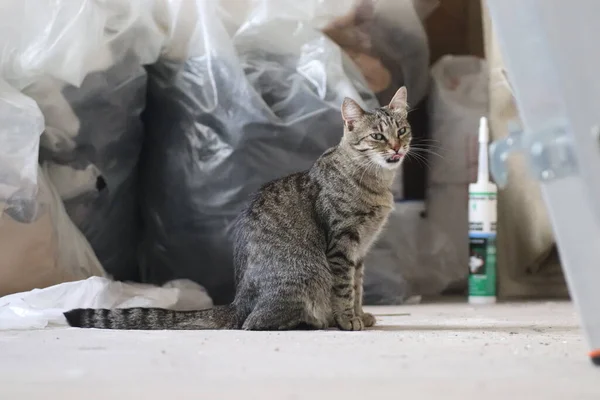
[485,0,600,366]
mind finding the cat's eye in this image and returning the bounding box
[398,127,408,137]
[371,133,385,141]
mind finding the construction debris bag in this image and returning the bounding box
[27,54,147,281]
[0,0,194,281]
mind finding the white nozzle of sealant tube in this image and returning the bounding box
[477,116,489,184]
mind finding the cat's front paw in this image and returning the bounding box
[335,315,364,331]
[360,312,376,328]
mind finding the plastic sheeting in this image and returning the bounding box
[0,277,212,330]
[140,0,379,304]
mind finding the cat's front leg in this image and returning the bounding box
[354,261,376,327]
[328,248,363,331]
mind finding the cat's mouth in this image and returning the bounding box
[386,153,404,164]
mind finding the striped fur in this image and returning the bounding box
[64,87,411,331]
[64,305,237,330]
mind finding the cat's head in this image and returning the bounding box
[341,87,411,170]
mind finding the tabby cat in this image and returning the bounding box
[64,87,412,331]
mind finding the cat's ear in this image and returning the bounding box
[341,98,365,131]
[388,86,408,111]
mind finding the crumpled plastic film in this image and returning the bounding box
[0,277,213,330]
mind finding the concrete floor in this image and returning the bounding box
[0,301,598,399]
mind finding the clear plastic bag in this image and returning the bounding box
[0,0,192,280]
[322,0,435,106]
[0,0,173,289]
[139,0,379,304]
[0,0,164,90]
[429,56,488,185]
[0,163,106,297]
[427,55,489,289]
[26,55,148,281]
[0,79,42,210]
[0,79,105,297]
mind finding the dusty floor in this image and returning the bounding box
[0,301,598,399]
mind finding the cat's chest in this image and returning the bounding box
[353,202,392,251]
[323,192,393,255]
[357,207,390,234]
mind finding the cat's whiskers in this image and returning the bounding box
[412,138,441,144]
[410,138,443,150]
[409,145,444,159]
[405,150,432,169]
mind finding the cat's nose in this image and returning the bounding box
[392,147,404,156]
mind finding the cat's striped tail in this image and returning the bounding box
[64,305,237,330]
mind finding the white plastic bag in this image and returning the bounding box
[0,277,213,330]
[0,0,170,90]
[0,79,42,206]
[429,55,488,184]
[427,55,489,282]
